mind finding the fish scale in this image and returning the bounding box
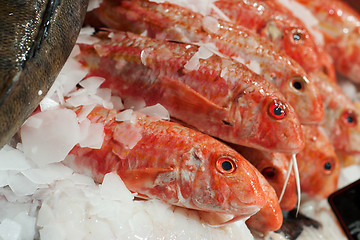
[94,0,324,125]
[77,31,305,153]
[68,105,275,222]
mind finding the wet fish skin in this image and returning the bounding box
[94,0,324,125]
[294,0,360,83]
[77,31,305,153]
[213,0,336,81]
[67,106,268,219]
[0,0,89,148]
[230,144,297,211]
[296,125,340,198]
[310,70,360,154]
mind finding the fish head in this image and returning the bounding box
[282,27,321,73]
[297,125,340,198]
[333,107,360,154]
[255,152,297,211]
[245,168,283,232]
[231,145,297,211]
[233,88,305,153]
[314,72,360,154]
[278,72,324,124]
[190,145,266,217]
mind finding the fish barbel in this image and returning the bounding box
[94,0,324,125]
[296,125,340,198]
[0,0,88,148]
[291,0,360,83]
[213,0,336,82]
[66,105,268,219]
[76,31,305,153]
[229,144,297,211]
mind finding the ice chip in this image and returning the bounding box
[86,218,115,239]
[22,163,74,185]
[79,122,104,149]
[8,172,39,196]
[79,77,105,93]
[21,109,81,166]
[115,109,135,122]
[100,173,134,202]
[0,218,21,240]
[37,203,55,228]
[39,223,66,240]
[138,104,170,120]
[124,97,146,110]
[0,146,32,171]
[14,211,36,240]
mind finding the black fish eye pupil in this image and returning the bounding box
[222,161,233,171]
[293,81,302,90]
[293,33,301,41]
[324,162,332,170]
[347,115,354,123]
[273,106,283,116]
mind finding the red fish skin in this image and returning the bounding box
[294,0,360,83]
[67,106,268,218]
[76,31,305,153]
[213,0,335,79]
[229,144,297,211]
[94,0,324,125]
[310,70,360,154]
[245,168,283,232]
[296,125,340,198]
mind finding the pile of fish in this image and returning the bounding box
[2,0,360,238]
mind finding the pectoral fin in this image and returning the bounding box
[158,75,228,118]
[120,167,174,190]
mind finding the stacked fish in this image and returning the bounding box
[19,0,360,236]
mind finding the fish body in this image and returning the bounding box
[293,0,360,83]
[230,144,297,211]
[77,31,305,153]
[296,125,340,198]
[0,0,89,148]
[94,0,324,125]
[67,106,268,219]
[213,0,336,81]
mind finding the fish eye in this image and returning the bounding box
[261,167,276,180]
[341,110,357,127]
[290,29,304,44]
[216,157,236,174]
[293,33,301,41]
[322,158,335,175]
[268,100,286,120]
[290,76,306,92]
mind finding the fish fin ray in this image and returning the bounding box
[120,167,174,189]
[159,75,228,117]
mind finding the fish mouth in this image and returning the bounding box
[229,203,262,217]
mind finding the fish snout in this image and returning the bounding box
[219,157,268,216]
[260,166,297,211]
[246,168,283,231]
[258,99,305,153]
